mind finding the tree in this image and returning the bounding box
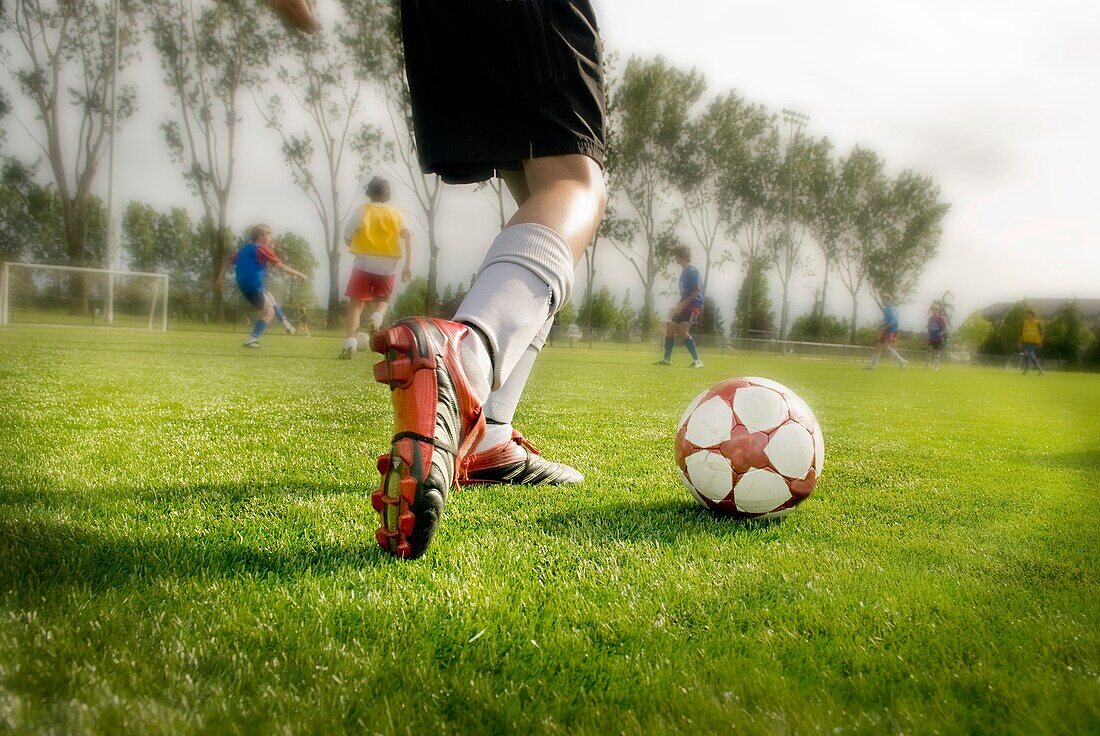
[981,301,1030,355]
[2,0,139,311]
[254,5,379,325]
[833,146,886,343]
[391,276,427,320]
[955,311,992,351]
[698,294,725,336]
[788,310,848,343]
[733,260,774,337]
[668,92,750,297]
[1044,302,1091,362]
[804,141,844,320]
[267,230,318,309]
[577,285,619,332]
[149,0,268,320]
[610,56,705,339]
[865,170,949,306]
[716,108,781,338]
[342,0,446,315]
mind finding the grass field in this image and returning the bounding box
[1,325,1097,735]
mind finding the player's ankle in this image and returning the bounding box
[343,336,357,350]
[476,421,513,452]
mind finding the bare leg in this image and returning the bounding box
[345,298,366,339]
[508,154,606,264]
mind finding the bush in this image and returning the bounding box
[788,311,849,342]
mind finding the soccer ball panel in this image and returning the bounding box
[685,450,734,502]
[732,386,788,433]
[759,507,795,521]
[742,376,792,395]
[678,389,709,431]
[735,468,792,514]
[785,390,815,424]
[678,466,708,507]
[764,423,815,480]
[685,397,734,448]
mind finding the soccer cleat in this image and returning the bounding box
[282,320,296,335]
[370,318,486,560]
[460,430,584,486]
[338,346,354,360]
[690,359,704,368]
[655,358,671,366]
[243,337,261,349]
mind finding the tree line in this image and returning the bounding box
[1,0,948,339]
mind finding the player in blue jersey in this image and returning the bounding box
[657,245,704,368]
[866,292,909,369]
[216,225,308,348]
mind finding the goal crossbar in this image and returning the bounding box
[1,261,170,331]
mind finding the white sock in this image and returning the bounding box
[343,336,357,350]
[475,318,553,452]
[455,224,573,391]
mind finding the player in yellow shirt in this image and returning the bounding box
[340,177,412,359]
[1020,309,1045,375]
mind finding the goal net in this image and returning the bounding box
[0,262,169,331]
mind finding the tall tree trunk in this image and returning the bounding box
[849,294,859,345]
[425,219,439,316]
[65,198,88,314]
[779,281,791,340]
[327,247,341,325]
[208,223,224,321]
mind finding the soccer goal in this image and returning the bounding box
[0,262,170,331]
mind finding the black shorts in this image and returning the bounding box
[240,287,266,310]
[400,0,606,184]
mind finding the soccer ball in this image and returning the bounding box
[675,377,824,519]
[356,331,371,351]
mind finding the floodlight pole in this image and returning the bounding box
[104,0,121,325]
[781,109,808,340]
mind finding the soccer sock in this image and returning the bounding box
[869,351,879,367]
[887,347,905,364]
[343,336,357,350]
[273,304,287,323]
[251,319,268,338]
[663,336,674,361]
[476,318,553,452]
[684,336,700,361]
[455,223,574,392]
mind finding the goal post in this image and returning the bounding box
[0,262,170,331]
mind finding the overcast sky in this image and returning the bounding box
[3,0,1098,328]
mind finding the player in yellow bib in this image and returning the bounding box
[1020,309,1045,375]
[340,177,412,359]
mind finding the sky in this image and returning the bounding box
[3,0,1098,329]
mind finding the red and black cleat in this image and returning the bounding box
[370,318,486,560]
[460,430,584,486]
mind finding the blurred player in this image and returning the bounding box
[1020,309,1045,375]
[294,304,311,337]
[268,0,604,558]
[657,245,704,368]
[339,177,412,360]
[866,292,908,369]
[925,302,948,370]
[216,224,307,348]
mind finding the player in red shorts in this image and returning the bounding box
[270,0,606,558]
[339,177,412,359]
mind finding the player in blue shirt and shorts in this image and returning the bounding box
[658,245,704,368]
[217,224,308,348]
[866,292,909,369]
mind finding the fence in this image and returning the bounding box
[545,325,1071,370]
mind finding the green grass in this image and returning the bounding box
[1,325,1097,735]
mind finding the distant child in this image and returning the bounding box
[1020,309,1045,375]
[216,224,307,349]
[339,177,412,359]
[866,293,909,369]
[657,245,704,368]
[295,304,311,337]
[925,302,948,370]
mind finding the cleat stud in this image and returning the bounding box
[395,541,413,559]
[376,455,392,475]
[398,511,416,537]
[399,477,418,505]
[371,490,385,513]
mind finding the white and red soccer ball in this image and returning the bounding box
[675,377,824,519]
